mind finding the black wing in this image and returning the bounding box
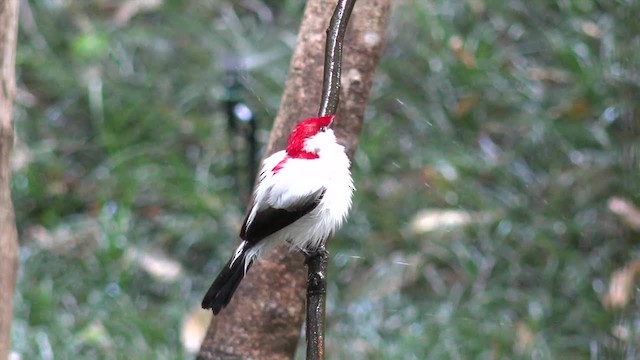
[240,187,326,244]
[201,247,252,314]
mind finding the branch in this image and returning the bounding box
[305,249,330,360]
[197,0,391,357]
[306,1,356,359]
[318,0,357,117]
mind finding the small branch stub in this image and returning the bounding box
[308,269,326,295]
[306,250,329,295]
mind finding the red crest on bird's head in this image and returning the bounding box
[286,115,334,158]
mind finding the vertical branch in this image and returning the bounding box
[0,0,19,359]
[307,1,356,359]
[318,0,357,117]
[305,250,329,360]
[197,0,390,357]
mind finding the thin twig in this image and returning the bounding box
[306,1,357,359]
[305,249,329,360]
[318,0,357,117]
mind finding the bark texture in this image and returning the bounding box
[197,1,390,359]
[0,0,19,359]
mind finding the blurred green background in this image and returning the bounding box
[10,0,640,359]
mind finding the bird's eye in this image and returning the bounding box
[319,126,327,132]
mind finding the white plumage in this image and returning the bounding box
[242,128,354,264]
[202,115,354,314]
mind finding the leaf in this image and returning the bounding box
[71,32,109,60]
[448,36,476,68]
[126,248,184,282]
[408,209,496,234]
[514,321,536,355]
[608,197,640,231]
[181,306,212,353]
[602,261,640,309]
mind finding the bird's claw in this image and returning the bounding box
[303,248,329,265]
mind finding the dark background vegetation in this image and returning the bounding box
[11,0,640,358]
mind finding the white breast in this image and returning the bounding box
[244,130,354,262]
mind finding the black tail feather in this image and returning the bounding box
[201,251,254,314]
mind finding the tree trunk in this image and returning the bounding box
[0,0,19,359]
[197,0,391,359]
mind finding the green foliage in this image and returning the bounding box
[12,0,640,359]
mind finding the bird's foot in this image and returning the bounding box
[303,247,329,265]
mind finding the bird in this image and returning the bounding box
[201,114,354,314]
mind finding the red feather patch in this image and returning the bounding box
[285,115,334,158]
